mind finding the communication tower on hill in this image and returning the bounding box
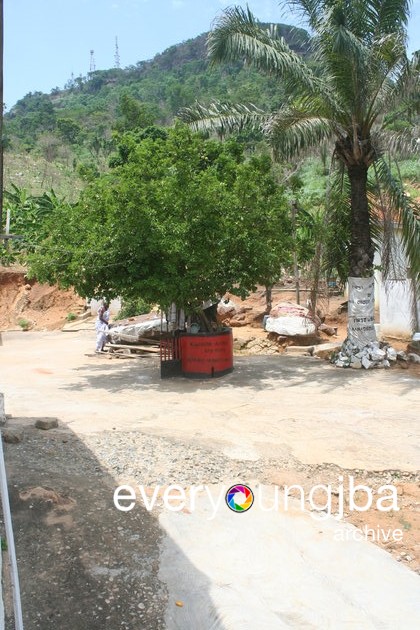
[90,49,96,72]
[114,37,121,69]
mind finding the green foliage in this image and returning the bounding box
[117,298,152,320]
[28,126,292,311]
[114,94,158,132]
[1,185,65,264]
[228,153,292,288]
[4,21,416,229]
[57,117,83,144]
[3,17,418,299]
[183,1,420,284]
[299,158,328,203]
[395,159,420,181]
[7,92,56,145]
[77,162,100,182]
[66,312,78,321]
[18,318,31,331]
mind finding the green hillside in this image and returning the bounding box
[4,21,417,205]
[3,24,310,196]
[6,23,310,135]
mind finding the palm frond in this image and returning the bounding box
[363,34,414,127]
[265,106,335,160]
[286,0,324,30]
[367,169,403,280]
[393,50,420,111]
[178,101,269,136]
[305,2,413,127]
[322,163,351,282]
[373,128,420,158]
[208,6,322,96]
[374,0,411,35]
[317,25,371,116]
[372,31,407,68]
[365,74,406,129]
[373,155,420,285]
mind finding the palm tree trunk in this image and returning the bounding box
[348,165,374,277]
[347,165,377,346]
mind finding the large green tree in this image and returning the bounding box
[28,126,291,312]
[182,1,420,346]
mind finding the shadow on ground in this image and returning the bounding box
[4,423,225,630]
[61,355,419,396]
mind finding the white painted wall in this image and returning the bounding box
[374,230,417,338]
[379,279,414,338]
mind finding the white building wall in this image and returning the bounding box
[374,230,417,338]
[89,298,121,316]
[378,279,414,338]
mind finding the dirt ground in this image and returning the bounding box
[3,426,167,629]
[0,266,85,331]
[1,270,419,628]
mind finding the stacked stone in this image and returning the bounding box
[407,338,420,363]
[331,339,398,369]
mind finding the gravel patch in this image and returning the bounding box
[82,430,296,486]
[81,430,419,488]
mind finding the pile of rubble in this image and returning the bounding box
[331,339,405,369]
[233,336,279,355]
[330,339,420,370]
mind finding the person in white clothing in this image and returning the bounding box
[95,302,110,353]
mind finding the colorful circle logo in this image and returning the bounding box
[225,484,254,513]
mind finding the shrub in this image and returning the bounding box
[18,318,31,331]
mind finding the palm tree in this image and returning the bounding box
[181,1,420,348]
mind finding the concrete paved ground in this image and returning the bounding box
[1,331,419,471]
[159,489,420,629]
[1,330,420,628]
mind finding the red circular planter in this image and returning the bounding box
[179,328,233,378]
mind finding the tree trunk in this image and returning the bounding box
[347,165,377,346]
[264,284,272,314]
[308,239,322,317]
[348,165,375,277]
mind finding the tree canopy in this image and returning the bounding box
[28,126,292,312]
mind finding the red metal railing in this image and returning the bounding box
[159,334,181,363]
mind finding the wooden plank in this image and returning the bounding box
[137,336,160,345]
[108,343,160,354]
[110,353,145,360]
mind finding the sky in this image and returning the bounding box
[4,0,420,110]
